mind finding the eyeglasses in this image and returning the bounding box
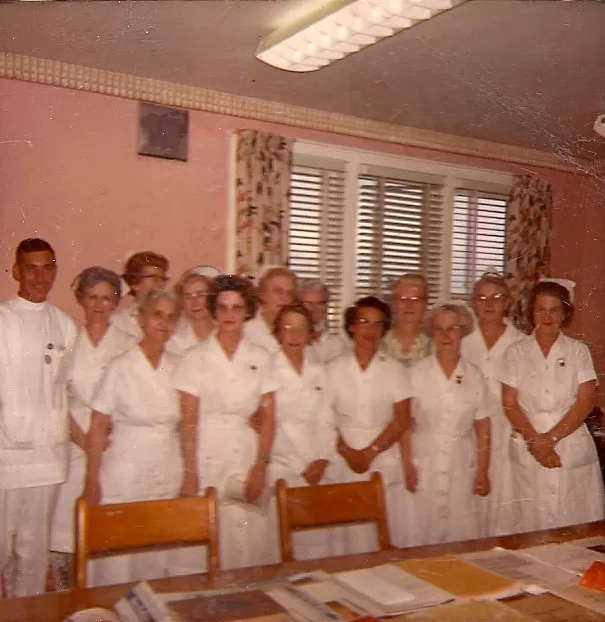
[433,325,461,335]
[83,294,115,305]
[216,303,246,313]
[302,299,328,307]
[183,291,209,300]
[268,287,295,297]
[281,324,309,333]
[141,274,169,284]
[475,293,505,303]
[397,296,424,303]
[357,318,386,329]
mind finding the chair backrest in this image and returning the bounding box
[276,471,392,563]
[75,489,219,589]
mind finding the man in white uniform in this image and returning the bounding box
[0,238,77,597]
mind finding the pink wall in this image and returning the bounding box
[1,78,604,378]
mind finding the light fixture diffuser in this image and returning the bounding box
[256,0,468,72]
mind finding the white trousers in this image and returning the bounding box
[0,485,59,598]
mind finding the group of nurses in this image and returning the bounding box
[49,254,604,587]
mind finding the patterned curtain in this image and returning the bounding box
[505,174,553,332]
[235,130,293,276]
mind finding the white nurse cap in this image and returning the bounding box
[539,277,576,303]
[188,265,221,279]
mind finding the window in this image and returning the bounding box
[355,172,443,304]
[450,188,508,297]
[289,159,345,329]
[287,142,511,328]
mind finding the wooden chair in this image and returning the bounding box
[275,471,392,563]
[75,489,219,589]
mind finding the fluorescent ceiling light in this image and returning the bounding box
[256,0,468,72]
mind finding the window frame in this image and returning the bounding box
[290,140,512,311]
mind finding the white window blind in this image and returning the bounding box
[289,162,345,330]
[355,171,444,303]
[450,187,509,297]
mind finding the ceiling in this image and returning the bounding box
[1,0,605,162]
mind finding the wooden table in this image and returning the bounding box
[2,521,604,622]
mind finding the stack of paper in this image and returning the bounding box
[331,564,453,617]
[396,555,523,601]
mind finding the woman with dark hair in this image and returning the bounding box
[462,270,524,536]
[270,304,339,560]
[405,301,491,546]
[84,289,181,585]
[111,251,170,340]
[501,279,605,532]
[174,275,277,570]
[50,267,133,565]
[327,296,412,552]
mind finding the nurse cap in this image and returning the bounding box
[538,277,576,303]
[188,265,221,279]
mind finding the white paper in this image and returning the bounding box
[337,567,415,606]
[514,543,605,575]
[462,548,578,590]
[333,564,453,615]
[266,584,345,622]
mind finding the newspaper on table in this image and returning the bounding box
[512,543,605,575]
[460,547,578,592]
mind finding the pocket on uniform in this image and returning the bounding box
[559,428,599,469]
[509,434,531,467]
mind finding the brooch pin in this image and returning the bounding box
[557,358,565,368]
[455,375,463,385]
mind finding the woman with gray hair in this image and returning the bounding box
[84,289,182,586]
[404,300,492,546]
[50,267,134,572]
[462,271,524,536]
[298,278,347,364]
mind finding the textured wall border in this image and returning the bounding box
[0,51,588,174]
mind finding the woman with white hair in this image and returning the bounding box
[84,289,182,586]
[383,274,431,367]
[404,301,491,546]
[167,266,217,357]
[50,267,134,570]
[462,271,524,536]
[297,278,347,364]
[501,280,604,532]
